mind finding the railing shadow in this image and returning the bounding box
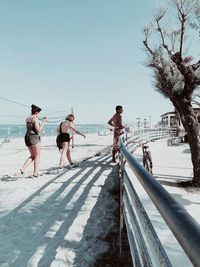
[73,165,120,267]
[0,154,113,267]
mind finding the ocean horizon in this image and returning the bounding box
[0,124,108,139]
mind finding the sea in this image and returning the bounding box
[0,124,108,139]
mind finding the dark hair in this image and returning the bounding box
[116,105,123,112]
[65,114,74,122]
[31,104,42,115]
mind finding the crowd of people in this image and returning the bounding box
[20,104,127,177]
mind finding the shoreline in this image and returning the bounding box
[0,124,110,140]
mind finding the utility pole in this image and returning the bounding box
[149,115,151,129]
[137,118,140,130]
[144,118,147,128]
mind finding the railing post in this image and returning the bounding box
[119,151,125,258]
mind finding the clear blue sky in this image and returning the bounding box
[0,0,173,126]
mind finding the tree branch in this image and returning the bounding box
[192,60,200,71]
[176,1,187,58]
[155,11,172,55]
[143,27,154,56]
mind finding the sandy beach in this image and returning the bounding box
[0,134,112,177]
[0,133,120,267]
[0,134,200,267]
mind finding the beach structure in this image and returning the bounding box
[160,102,200,129]
[159,102,200,139]
[160,111,178,128]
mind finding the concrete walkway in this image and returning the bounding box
[126,139,200,267]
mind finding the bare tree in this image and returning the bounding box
[143,0,200,185]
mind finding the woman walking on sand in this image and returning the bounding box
[57,114,85,169]
[20,104,46,177]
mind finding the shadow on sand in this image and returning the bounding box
[0,151,131,267]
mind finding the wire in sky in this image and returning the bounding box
[45,109,72,115]
[0,96,30,108]
[0,95,73,114]
[0,115,25,117]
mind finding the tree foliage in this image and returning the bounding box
[143,0,200,185]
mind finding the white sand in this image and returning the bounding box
[0,134,199,267]
[0,133,117,267]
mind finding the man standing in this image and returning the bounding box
[108,105,125,163]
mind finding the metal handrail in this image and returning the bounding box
[119,137,200,267]
[123,170,172,267]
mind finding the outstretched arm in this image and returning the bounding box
[71,127,85,138]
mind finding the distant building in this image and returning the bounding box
[191,102,200,122]
[159,102,200,136]
[160,111,179,129]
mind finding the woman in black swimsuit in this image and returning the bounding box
[20,104,46,177]
[58,114,85,169]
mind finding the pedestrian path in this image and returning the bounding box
[134,139,193,180]
[126,139,199,267]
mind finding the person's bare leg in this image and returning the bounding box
[20,147,35,173]
[112,150,116,163]
[59,142,68,168]
[112,137,118,163]
[66,144,73,165]
[32,144,41,176]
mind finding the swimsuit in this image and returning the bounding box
[110,113,124,152]
[56,122,71,149]
[113,128,123,151]
[59,133,70,143]
[24,120,40,147]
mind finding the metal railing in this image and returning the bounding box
[119,134,200,267]
[125,128,169,153]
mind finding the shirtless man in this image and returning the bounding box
[108,105,125,163]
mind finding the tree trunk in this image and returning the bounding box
[172,98,200,184]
